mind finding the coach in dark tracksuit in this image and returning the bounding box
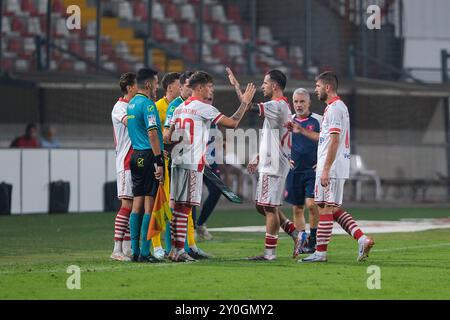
[285,88,321,254]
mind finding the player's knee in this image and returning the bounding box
[255,204,266,216]
[307,203,317,214]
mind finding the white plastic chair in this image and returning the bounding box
[350,154,382,201]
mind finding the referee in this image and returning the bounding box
[127,68,165,263]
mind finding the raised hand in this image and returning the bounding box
[241,83,256,105]
[226,67,239,87]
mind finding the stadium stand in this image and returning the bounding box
[1,0,304,77]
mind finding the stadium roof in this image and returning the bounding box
[4,71,450,98]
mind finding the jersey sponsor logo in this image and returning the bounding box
[127,115,135,119]
[137,158,144,167]
[128,104,135,109]
[147,114,157,127]
[344,153,351,159]
[147,105,155,112]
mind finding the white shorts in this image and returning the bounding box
[117,170,133,199]
[314,178,346,207]
[255,174,286,207]
[170,167,203,206]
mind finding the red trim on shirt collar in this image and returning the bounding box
[119,97,130,103]
[185,96,202,105]
[273,96,289,103]
[327,96,341,105]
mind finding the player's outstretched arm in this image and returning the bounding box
[226,67,243,103]
[218,83,256,129]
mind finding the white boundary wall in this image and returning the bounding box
[0,149,116,214]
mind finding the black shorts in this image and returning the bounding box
[130,149,159,197]
[284,170,316,206]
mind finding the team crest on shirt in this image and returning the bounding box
[307,125,314,131]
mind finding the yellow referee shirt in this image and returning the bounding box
[155,96,169,125]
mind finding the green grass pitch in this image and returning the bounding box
[0,208,449,300]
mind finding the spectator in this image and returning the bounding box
[10,123,40,148]
[40,124,61,148]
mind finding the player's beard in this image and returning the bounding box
[318,90,327,102]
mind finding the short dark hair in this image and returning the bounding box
[316,71,338,91]
[267,69,287,90]
[188,71,213,89]
[119,72,136,94]
[180,70,194,85]
[161,72,181,92]
[136,68,158,88]
[25,123,37,134]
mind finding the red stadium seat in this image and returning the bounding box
[59,60,74,71]
[212,24,229,42]
[180,23,197,42]
[22,0,38,16]
[52,0,65,16]
[11,17,26,35]
[227,4,241,23]
[242,25,251,41]
[68,40,83,56]
[202,6,213,23]
[152,21,166,42]
[212,44,228,64]
[133,1,148,21]
[165,2,181,20]
[8,38,23,53]
[101,41,114,58]
[1,57,14,70]
[275,46,289,61]
[181,44,197,63]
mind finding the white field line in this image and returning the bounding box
[208,219,450,235]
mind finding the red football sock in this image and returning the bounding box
[114,207,131,241]
[172,204,190,250]
[333,209,364,240]
[281,219,297,238]
[316,213,334,252]
[264,233,278,256]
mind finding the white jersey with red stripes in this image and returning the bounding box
[257,97,292,177]
[111,97,133,173]
[170,96,223,172]
[316,96,350,179]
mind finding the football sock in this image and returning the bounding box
[113,241,122,253]
[140,213,151,257]
[264,233,278,257]
[129,212,141,256]
[173,204,190,253]
[280,219,298,240]
[316,213,334,253]
[333,209,364,240]
[164,219,172,253]
[114,207,131,242]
